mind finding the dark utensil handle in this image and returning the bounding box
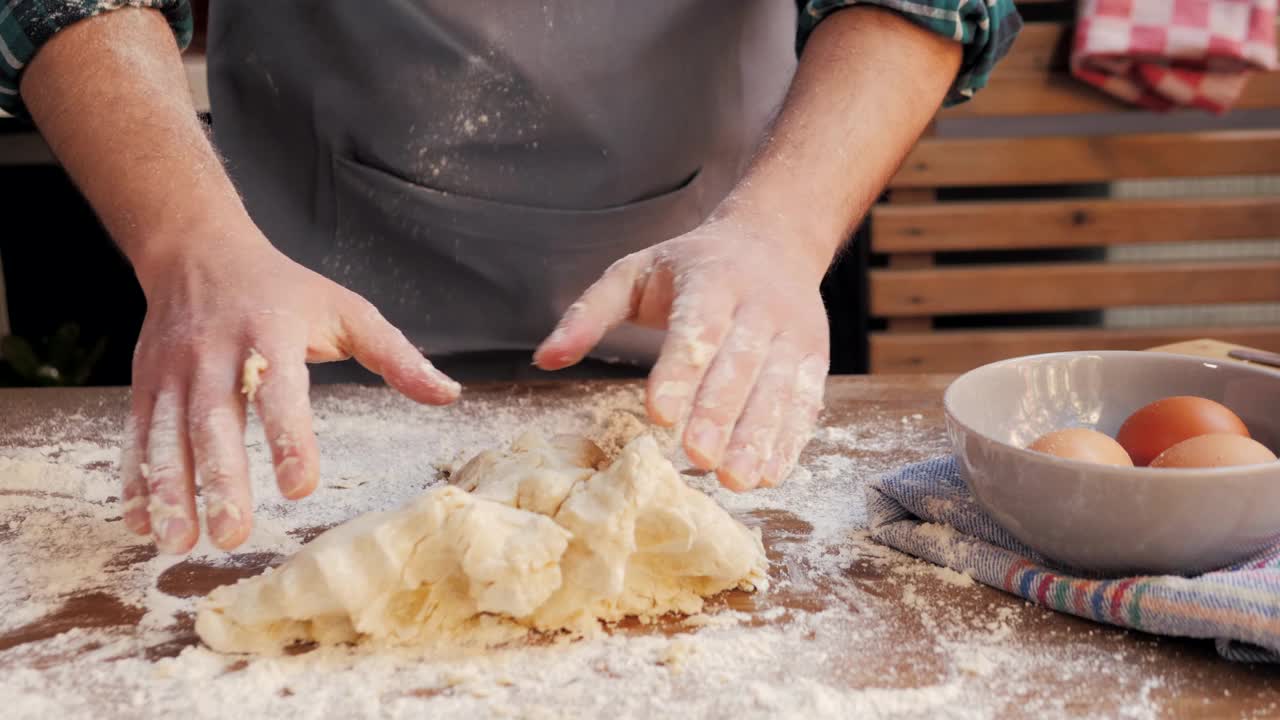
[1228,348,1280,369]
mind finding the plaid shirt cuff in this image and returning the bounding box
[1,0,193,118]
[799,0,1023,106]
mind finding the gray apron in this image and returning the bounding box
[207,1,797,379]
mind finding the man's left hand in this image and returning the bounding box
[534,215,829,491]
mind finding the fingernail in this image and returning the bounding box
[122,496,150,534]
[124,515,150,535]
[208,500,244,547]
[763,449,799,487]
[652,381,691,424]
[533,344,576,371]
[156,518,191,553]
[687,418,725,465]
[423,360,462,396]
[721,447,761,491]
[761,456,785,488]
[544,323,570,346]
[276,456,311,498]
[654,396,683,424]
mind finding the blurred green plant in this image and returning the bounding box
[0,323,107,387]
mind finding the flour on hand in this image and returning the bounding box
[195,432,769,655]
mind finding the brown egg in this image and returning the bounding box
[1027,428,1134,466]
[1115,396,1250,466]
[1149,434,1277,469]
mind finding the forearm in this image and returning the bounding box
[20,8,256,292]
[717,6,962,275]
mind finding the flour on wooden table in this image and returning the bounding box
[1,385,1178,719]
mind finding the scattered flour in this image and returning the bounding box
[0,384,1190,718]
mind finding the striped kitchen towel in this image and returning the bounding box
[867,456,1280,663]
[1071,0,1279,113]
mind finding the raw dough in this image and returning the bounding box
[195,433,769,654]
[240,348,269,403]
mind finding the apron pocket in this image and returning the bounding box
[330,154,709,357]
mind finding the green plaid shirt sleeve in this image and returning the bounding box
[799,0,1023,106]
[0,0,192,118]
[2,1,1011,117]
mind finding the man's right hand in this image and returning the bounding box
[15,8,459,553]
[121,225,462,553]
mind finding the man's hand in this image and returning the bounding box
[537,6,962,489]
[121,224,461,553]
[534,214,829,490]
[19,9,461,553]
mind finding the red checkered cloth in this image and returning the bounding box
[1072,0,1279,113]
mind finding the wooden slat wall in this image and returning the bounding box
[883,188,937,333]
[872,327,1280,374]
[940,22,1280,117]
[890,130,1280,188]
[872,261,1280,317]
[943,73,1280,117]
[872,196,1280,253]
[867,18,1280,374]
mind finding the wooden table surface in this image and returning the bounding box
[1,377,1277,718]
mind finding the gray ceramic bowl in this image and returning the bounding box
[944,350,1280,576]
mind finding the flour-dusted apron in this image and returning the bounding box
[206,2,797,375]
